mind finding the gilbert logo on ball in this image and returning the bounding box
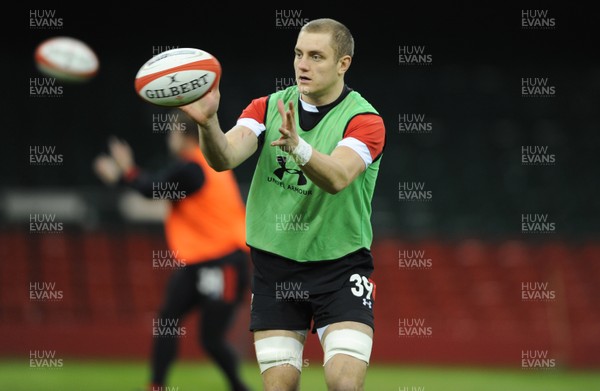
[34,36,99,83]
[134,48,221,107]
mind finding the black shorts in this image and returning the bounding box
[249,247,376,334]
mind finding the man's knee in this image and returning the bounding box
[321,326,372,391]
[262,365,302,391]
[324,353,367,391]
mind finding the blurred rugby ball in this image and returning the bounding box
[34,36,99,82]
[134,48,221,107]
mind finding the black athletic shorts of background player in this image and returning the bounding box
[151,249,249,386]
[249,247,376,334]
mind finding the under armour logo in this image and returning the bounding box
[273,156,307,186]
[167,73,179,84]
[363,298,372,308]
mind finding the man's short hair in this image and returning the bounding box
[300,18,354,59]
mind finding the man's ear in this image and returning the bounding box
[338,55,352,75]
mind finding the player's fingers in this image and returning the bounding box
[277,99,287,128]
[277,99,285,113]
[178,103,202,124]
[287,101,294,117]
[92,156,107,172]
[211,76,221,92]
[108,137,125,154]
[270,138,285,146]
[115,137,128,149]
[278,127,291,137]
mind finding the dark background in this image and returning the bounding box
[5,4,599,238]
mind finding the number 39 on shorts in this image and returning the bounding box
[349,274,376,300]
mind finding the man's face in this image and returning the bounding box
[294,31,341,99]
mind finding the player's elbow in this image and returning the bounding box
[322,179,350,195]
[210,163,230,172]
[319,158,364,194]
[206,158,235,172]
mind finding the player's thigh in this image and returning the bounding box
[312,286,375,374]
[321,320,373,342]
[254,329,306,343]
[199,299,237,338]
[158,266,199,317]
[253,327,307,366]
[320,320,373,364]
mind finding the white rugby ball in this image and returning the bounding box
[134,48,221,107]
[34,36,99,82]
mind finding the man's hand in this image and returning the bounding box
[107,136,135,172]
[271,99,299,153]
[93,154,121,185]
[179,79,221,127]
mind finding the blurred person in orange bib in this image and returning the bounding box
[93,111,251,391]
